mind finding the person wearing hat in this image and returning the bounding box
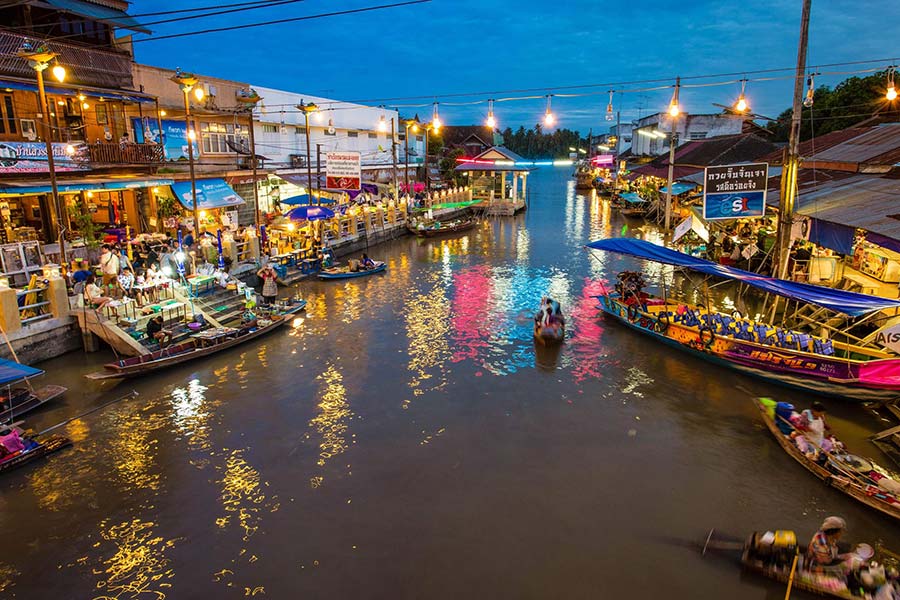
[807,516,850,570]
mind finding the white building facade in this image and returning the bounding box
[631,112,745,157]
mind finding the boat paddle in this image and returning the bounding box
[783,552,799,600]
[34,390,139,438]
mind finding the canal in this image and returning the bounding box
[2,168,899,599]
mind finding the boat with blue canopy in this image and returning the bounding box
[586,237,900,401]
[617,192,650,217]
[0,358,66,420]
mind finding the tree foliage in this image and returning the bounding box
[498,125,588,159]
[765,70,900,141]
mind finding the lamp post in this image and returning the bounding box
[297,100,319,205]
[171,69,202,237]
[664,77,681,232]
[404,118,419,194]
[17,42,68,269]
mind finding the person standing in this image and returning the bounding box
[257,264,278,305]
[99,244,120,291]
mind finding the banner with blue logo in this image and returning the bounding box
[131,117,199,161]
[702,163,768,221]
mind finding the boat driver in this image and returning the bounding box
[807,516,851,571]
[0,425,25,455]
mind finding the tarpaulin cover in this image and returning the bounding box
[0,358,42,385]
[585,237,900,316]
[866,231,900,255]
[285,206,334,221]
[660,182,698,195]
[808,218,855,256]
[280,194,337,206]
[619,192,646,204]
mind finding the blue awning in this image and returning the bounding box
[171,179,245,210]
[619,192,646,204]
[660,182,698,195]
[34,0,150,33]
[585,237,900,316]
[0,358,42,385]
[0,78,156,104]
[0,178,174,196]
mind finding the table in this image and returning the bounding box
[271,253,295,268]
[186,275,216,296]
[300,258,321,274]
[191,327,239,347]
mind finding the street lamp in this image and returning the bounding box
[17,41,68,269]
[664,77,681,232]
[296,100,319,205]
[170,68,201,237]
[403,117,419,194]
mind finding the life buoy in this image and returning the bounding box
[801,219,809,237]
[698,326,715,349]
[654,313,670,334]
[627,303,640,322]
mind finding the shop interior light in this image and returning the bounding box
[605,90,614,122]
[543,95,555,127]
[485,99,496,129]
[56,100,65,106]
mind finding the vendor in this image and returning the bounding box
[807,516,851,571]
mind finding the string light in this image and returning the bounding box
[605,90,614,122]
[887,66,897,101]
[485,99,496,129]
[668,78,681,117]
[431,102,441,131]
[543,95,555,126]
[803,73,815,108]
[734,78,749,113]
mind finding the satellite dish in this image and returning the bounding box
[327,126,336,134]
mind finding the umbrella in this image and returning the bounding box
[216,229,225,270]
[281,194,336,206]
[285,206,335,221]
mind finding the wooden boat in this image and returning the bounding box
[587,238,900,402]
[739,528,897,599]
[318,261,386,280]
[408,218,477,238]
[534,321,565,345]
[0,358,66,420]
[0,434,71,475]
[85,317,287,380]
[273,298,307,315]
[754,398,900,521]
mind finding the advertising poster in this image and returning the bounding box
[131,117,199,161]
[0,141,90,173]
[702,163,768,220]
[325,151,361,190]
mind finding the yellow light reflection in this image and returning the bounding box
[92,518,176,600]
[308,364,353,480]
[218,449,271,541]
[404,276,451,401]
[170,378,211,451]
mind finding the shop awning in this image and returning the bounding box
[619,192,647,204]
[0,77,157,104]
[29,0,150,33]
[171,179,245,210]
[0,178,174,196]
[0,358,43,385]
[585,237,900,316]
[660,182,698,195]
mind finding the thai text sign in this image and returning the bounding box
[0,141,90,173]
[591,154,615,166]
[702,162,768,220]
[325,151,361,190]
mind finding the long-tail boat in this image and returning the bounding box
[586,238,900,402]
[0,358,66,420]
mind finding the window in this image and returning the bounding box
[368,133,377,139]
[0,95,15,134]
[348,131,358,138]
[262,124,278,134]
[295,126,306,134]
[689,131,707,140]
[200,121,249,153]
[415,135,424,142]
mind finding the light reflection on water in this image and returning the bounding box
[405,271,452,399]
[91,518,176,600]
[308,363,353,483]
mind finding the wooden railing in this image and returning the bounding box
[88,143,165,164]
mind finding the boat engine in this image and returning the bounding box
[748,530,797,566]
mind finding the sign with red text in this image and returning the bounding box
[325,151,361,190]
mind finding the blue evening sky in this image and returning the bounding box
[128,0,900,133]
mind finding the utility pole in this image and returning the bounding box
[247,108,260,232]
[390,117,398,203]
[316,144,322,196]
[775,0,812,279]
[664,77,680,232]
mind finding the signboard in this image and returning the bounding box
[591,154,615,166]
[131,117,199,161]
[702,162,768,220]
[0,142,89,173]
[875,323,900,354]
[325,151,361,190]
[673,215,710,243]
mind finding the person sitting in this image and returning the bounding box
[361,253,375,269]
[83,274,113,311]
[117,266,138,303]
[0,424,25,455]
[793,400,833,457]
[71,260,92,285]
[320,247,335,269]
[146,315,172,346]
[807,516,851,572]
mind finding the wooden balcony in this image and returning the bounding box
[0,28,133,89]
[88,143,165,164]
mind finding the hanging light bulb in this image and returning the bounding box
[431,102,442,131]
[377,107,388,133]
[314,109,324,123]
[734,79,749,113]
[485,99,496,129]
[668,78,681,118]
[803,73,815,108]
[605,90,614,122]
[51,62,66,83]
[543,95,555,127]
[887,66,898,101]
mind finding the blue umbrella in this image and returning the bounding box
[285,206,335,221]
[216,229,225,270]
[281,194,336,206]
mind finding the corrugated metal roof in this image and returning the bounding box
[788,175,900,241]
[809,123,900,164]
